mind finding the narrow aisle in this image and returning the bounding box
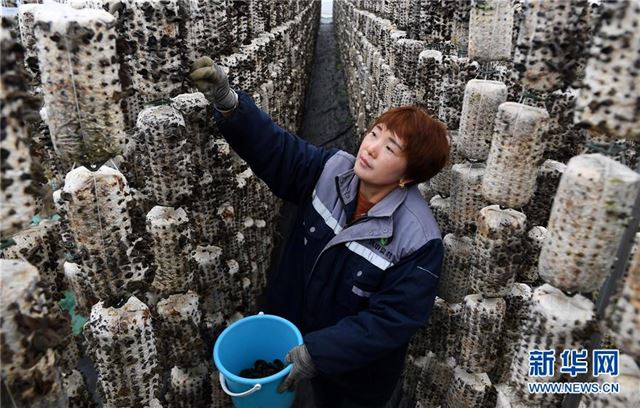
[299,16,357,153]
[268,11,357,284]
[268,14,358,407]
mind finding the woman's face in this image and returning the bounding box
[354,123,410,187]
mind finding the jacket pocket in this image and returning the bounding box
[301,213,334,274]
[303,217,332,243]
[337,256,385,313]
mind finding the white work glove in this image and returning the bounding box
[189,56,238,112]
[277,344,317,393]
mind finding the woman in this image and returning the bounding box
[190,57,448,407]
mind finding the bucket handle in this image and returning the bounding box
[219,373,262,398]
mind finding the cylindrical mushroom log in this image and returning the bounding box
[538,154,640,293]
[458,80,508,162]
[574,1,640,140]
[0,219,61,293]
[468,0,514,62]
[393,38,424,86]
[156,291,203,367]
[17,3,40,79]
[481,102,549,208]
[124,0,187,102]
[416,50,443,114]
[168,362,210,408]
[183,0,221,64]
[415,354,456,408]
[193,244,225,292]
[409,298,462,360]
[451,2,471,55]
[136,105,193,206]
[0,259,68,407]
[34,4,126,166]
[146,205,194,295]
[62,165,145,301]
[459,294,506,373]
[438,233,474,304]
[1,19,36,238]
[470,205,527,297]
[85,295,161,408]
[507,284,595,404]
[450,162,489,235]
[170,92,213,175]
[444,367,492,408]
[544,88,586,162]
[62,369,93,408]
[605,233,640,358]
[191,171,224,244]
[402,355,429,401]
[514,0,592,91]
[581,354,640,408]
[490,283,532,385]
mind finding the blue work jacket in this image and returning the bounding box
[213,91,443,404]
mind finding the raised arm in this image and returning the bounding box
[190,57,337,203]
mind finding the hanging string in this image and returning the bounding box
[4,381,18,408]
[62,32,90,162]
[518,86,527,104]
[109,158,121,173]
[91,172,110,288]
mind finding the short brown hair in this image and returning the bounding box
[367,106,449,185]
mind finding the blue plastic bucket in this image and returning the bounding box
[213,312,303,408]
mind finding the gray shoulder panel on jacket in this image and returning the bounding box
[392,187,442,259]
[315,150,354,196]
